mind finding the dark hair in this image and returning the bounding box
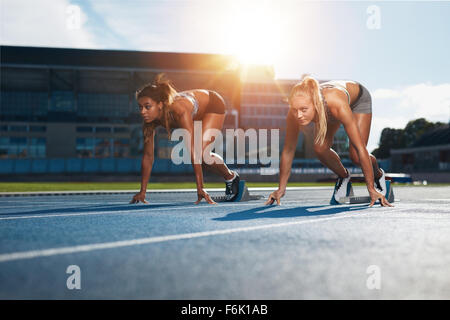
[137,73,177,142]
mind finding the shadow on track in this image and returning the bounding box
[213,204,370,221]
[0,202,192,217]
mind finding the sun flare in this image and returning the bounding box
[224,3,285,67]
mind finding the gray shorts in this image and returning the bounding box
[351,84,372,114]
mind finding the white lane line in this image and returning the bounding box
[0,200,328,221]
[0,212,364,263]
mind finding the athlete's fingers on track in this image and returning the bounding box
[264,197,274,205]
[205,193,217,205]
[265,192,277,205]
[382,196,394,207]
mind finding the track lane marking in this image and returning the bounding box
[0,212,366,262]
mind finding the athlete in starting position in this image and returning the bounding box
[266,76,393,207]
[130,74,240,205]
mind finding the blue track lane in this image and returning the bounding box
[1,186,450,299]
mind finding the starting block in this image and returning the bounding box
[211,180,264,202]
[332,180,395,205]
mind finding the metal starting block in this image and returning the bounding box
[211,180,264,202]
[333,180,395,205]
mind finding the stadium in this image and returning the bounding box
[1,0,449,308]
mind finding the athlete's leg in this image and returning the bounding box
[348,113,382,178]
[201,112,234,181]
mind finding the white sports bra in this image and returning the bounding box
[320,80,351,105]
[175,92,199,116]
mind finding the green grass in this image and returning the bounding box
[0,181,447,193]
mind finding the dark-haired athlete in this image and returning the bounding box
[130,74,239,205]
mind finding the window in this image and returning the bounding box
[95,127,112,133]
[94,138,112,157]
[78,93,129,118]
[113,127,129,133]
[29,125,46,132]
[0,137,8,158]
[9,125,27,132]
[1,91,48,116]
[114,139,130,157]
[1,137,36,158]
[76,138,91,158]
[29,138,46,158]
[50,91,75,112]
[76,137,113,158]
[76,126,93,133]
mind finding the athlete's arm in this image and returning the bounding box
[140,127,155,194]
[130,126,154,204]
[279,109,300,192]
[266,108,299,205]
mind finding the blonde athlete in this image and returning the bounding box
[266,76,392,207]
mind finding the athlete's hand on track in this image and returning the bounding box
[265,189,285,205]
[130,192,149,204]
[368,189,393,207]
[195,189,217,205]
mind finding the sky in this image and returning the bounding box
[1,0,449,152]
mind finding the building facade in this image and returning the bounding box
[1,46,355,178]
[0,46,240,166]
[390,126,450,172]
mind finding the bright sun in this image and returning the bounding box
[224,3,284,66]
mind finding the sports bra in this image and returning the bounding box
[319,80,351,105]
[319,80,355,123]
[176,91,199,116]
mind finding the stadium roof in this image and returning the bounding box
[0,45,238,72]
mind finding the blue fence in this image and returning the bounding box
[0,158,193,175]
[0,158,391,175]
[290,158,391,171]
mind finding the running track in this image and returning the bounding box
[1,186,449,299]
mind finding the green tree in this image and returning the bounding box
[372,128,406,159]
[404,118,445,147]
[372,118,447,159]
